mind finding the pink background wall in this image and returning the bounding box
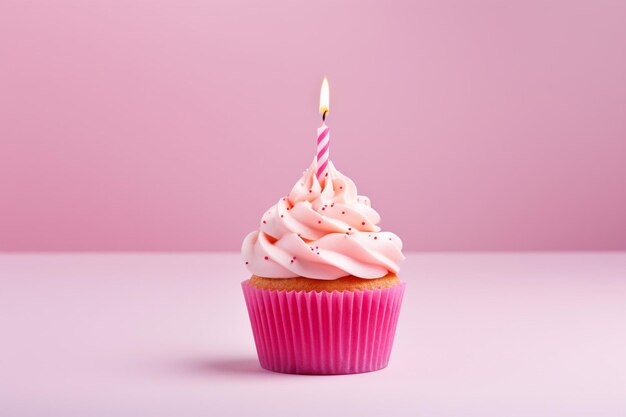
[1,0,625,252]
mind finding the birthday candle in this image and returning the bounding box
[316,77,330,181]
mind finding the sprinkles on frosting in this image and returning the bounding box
[241,158,404,279]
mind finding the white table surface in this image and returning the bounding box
[1,252,625,417]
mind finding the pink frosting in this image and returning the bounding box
[242,159,405,279]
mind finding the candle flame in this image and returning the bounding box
[319,77,330,115]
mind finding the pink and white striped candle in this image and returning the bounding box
[316,123,330,180]
[316,77,330,181]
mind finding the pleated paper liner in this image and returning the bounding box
[241,280,406,375]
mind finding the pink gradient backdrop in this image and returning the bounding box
[1,0,625,251]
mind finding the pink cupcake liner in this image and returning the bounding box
[241,280,406,375]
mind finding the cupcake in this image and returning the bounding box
[241,158,405,375]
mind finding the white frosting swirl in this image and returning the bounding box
[242,159,404,279]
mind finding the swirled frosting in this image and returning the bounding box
[242,159,405,279]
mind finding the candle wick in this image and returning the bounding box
[322,110,328,122]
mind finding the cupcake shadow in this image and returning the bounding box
[172,357,265,376]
